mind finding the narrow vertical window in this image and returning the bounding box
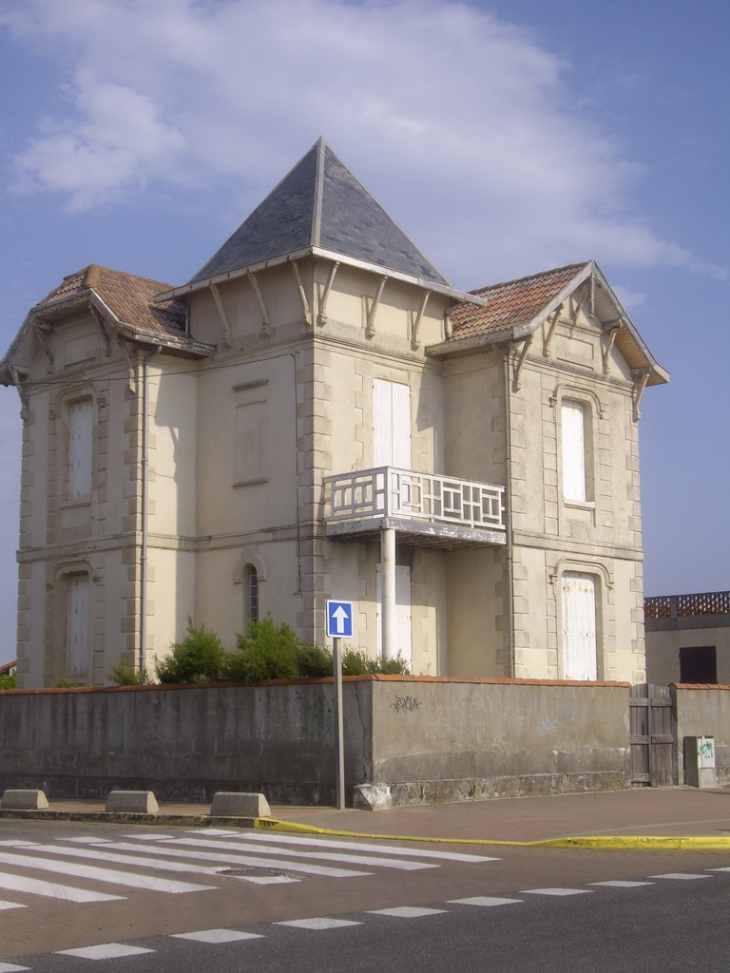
[66,573,90,681]
[373,379,411,468]
[244,565,259,624]
[561,400,586,502]
[68,399,93,500]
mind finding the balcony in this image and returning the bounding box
[323,467,506,549]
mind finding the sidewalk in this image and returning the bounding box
[2,784,728,843]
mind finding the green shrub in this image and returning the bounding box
[340,649,410,676]
[155,618,226,684]
[54,677,87,688]
[224,616,303,683]
[296,644,334,678]
[0,672,16,690]
[108,661,150,686]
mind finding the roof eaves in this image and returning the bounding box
[157,246,490,309]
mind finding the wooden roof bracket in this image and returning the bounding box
[632,368,651,422]
[601,323,622,374]
[247,270,270,335]
[571,285,588,326]
[9,366,29,422]
[542,304,563,358]
[89,303,113,358]
[209,283,232,347]
[33,321,54,371]
[117,338,137,392]
[318,261,339,326]
[366,275,388,338]
[290,260,312,327]
[512,333,534,391]
[411,290,430,349]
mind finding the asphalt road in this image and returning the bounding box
[0,815,728,971]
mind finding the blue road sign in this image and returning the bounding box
[326,600,354,639]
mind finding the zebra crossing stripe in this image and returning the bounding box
[0,850,213,895]
[0,870,123,903]
[57,943,154,960]
[30,844,223,876]
[223,832,498,863]
[97,841,370,879]
[165,836,437,871]
[0,900,26,910]
[0,962,31,971]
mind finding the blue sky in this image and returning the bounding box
[0,0,727,663]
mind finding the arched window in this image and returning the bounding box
[244,564,259,624]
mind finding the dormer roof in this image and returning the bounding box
[428,260,669,386]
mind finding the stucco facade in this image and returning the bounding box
[1,140,668,688]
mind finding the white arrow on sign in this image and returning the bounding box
[332,605,349,635]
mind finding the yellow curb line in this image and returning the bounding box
[254,818,730,851]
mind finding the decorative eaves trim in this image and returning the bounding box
[156,246,490,309]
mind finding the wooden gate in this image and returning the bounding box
[630,684,676,785]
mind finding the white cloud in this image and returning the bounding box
[1,0,720,282]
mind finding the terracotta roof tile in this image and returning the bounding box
[38,265,187,336]
[450,263,589,341]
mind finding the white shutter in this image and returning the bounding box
[562,572,597,680]
[376,564,413,667]
[67,574,90,680]
[69,399,93,500]
[373,379,411,468]
[561,400,586,502]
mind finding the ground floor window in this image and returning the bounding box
[679,646,717,684]
[66,572,90,681]
[561,572,597,680]
[243,565,259,624]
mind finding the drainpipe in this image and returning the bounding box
[499,346,515,678]
[140,345,162,679]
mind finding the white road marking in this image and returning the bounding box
[590,880,653,888]
[0,850,213,894]
[99,841,370,879]
[31,844,223,876]
[59,837,111,844]
[57,943,155,960]
[230,832,499,863]
[120,834,174,841]
[521,888,592,896]
[161,836,437,871]
[237,875,300,884]
[448,896,523,907]
[0,842,39,848]
[709,867,730,872]
[0,872,123,903]
[0,900,26,910]
[172,929,263,944]
[276,917,362,930]
[0,962,31,972]
[649,873,712,881]
[368,906,447,918]
[185,830,240,837]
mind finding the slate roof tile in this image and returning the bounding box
[189,139,449,286]
[450,263,589,340]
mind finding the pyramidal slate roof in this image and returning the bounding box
[188,138,450,287]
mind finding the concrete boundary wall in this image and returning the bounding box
[673,684,730,784]
[0,676,634,805]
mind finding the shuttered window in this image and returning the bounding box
[66,573,90,680]
[562,572,597,680]
[373,379,411,468]
[68,399,93,500]
[561,400,586,502]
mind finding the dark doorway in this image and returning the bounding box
[679,646,717,683]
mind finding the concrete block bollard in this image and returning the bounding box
[1,789,50,810]
[352,783,392,811]
[210,792,271,818]
[105,790,159,814]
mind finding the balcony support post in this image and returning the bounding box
[381,526,397,661]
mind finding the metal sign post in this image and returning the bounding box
[326,601,353,810]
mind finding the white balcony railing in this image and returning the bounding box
[324,467,505,532]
